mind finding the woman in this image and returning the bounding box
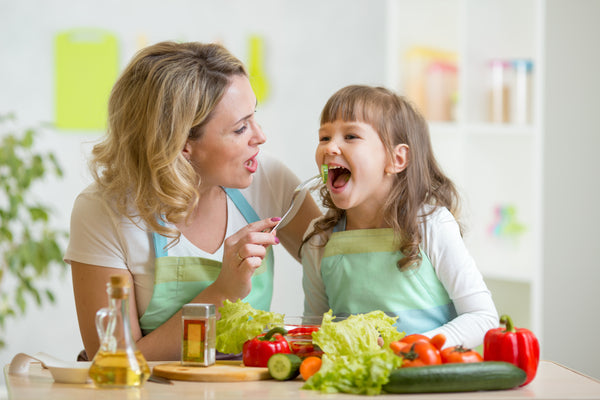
[66,41,321,360]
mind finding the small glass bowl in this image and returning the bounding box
[267,316,323,358]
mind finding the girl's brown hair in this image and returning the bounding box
[303,85,462,269]
[90,41,246,242]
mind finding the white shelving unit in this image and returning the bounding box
[386,0,544,336]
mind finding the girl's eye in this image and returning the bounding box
[345,134,359,140]
[319,136,331,142]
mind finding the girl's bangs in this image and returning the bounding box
[321,94,380,126]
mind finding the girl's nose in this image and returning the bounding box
[323,138,341,155]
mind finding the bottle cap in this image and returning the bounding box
[182,303,215,318]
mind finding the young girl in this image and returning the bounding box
[301,85,498,348]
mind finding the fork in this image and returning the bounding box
[271,174,322,232]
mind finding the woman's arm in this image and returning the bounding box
[72,217,282,361]
[71,263,132,359]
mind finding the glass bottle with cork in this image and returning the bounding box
[88,275,150,387]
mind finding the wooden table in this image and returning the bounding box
[5,360,600,399]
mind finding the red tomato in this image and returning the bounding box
[441,345,484,364]
[399,341,442,367]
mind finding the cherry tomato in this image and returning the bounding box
[429,334,447,351]
[400,333,446,350]
[390,340,410,355]
[441,345,484,364]
[399,334,430,345]
[398,341,442,367]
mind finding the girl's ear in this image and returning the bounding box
[385,143,409,175]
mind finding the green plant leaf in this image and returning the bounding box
[45,289,56,303]
[0,113,67,349]
[28,206,49,222]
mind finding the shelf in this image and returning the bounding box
[464,123,535,137]
[387,0,543,335]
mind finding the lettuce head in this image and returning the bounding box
[215,299,284,354]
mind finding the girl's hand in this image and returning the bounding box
[214,217,280,301]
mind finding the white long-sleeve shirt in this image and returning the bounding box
[301,206,499,349]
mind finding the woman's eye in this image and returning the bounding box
[234,124,248,134]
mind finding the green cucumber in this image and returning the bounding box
[267,353,302,381]
[383,361,526,394]
[320,164,328,184]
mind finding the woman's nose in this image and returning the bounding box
[250,121,266,145]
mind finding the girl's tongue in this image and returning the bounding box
[331,167,351,188]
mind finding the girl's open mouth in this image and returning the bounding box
[328,165,351,189]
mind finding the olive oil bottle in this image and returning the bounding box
[89,275,150,388]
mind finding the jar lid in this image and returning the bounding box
[110,275,128,288]
[182,303,215,317]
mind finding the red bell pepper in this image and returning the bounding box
[242,326,291,367]
[484,314,540,386]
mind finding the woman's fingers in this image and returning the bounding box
[235,243,269,264]
[237,217,281,238]
[225,217,281,257]
[214,217,282,301]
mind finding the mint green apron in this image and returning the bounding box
[139,188,274,335]
[321,219,456,335]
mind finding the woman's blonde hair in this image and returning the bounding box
[304,85,462,269]
[90,41,247,241]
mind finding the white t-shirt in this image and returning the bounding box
[301,206,499,348]
[65,152,301,317]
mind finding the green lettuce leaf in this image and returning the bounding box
[312,310,404,356]
[304,310,404,395]
[303,350,403,395]
[215,299,284,354]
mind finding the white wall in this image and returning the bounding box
[0,0,387,393]
[542,0,600,380]
[2,1,600,395]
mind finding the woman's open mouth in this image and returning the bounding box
[328,165,351,190]
[244,153,259,173]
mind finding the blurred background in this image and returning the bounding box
[1,0,599,396]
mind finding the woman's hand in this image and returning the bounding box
[212,217,281,301]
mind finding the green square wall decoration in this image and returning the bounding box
[54,28,119,130]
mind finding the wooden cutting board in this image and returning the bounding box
[152,360,271,382]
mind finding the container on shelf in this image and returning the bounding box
[511,59,534,125]
[404,46,458,121]
[425,60,458,122]
[488,59,511,124]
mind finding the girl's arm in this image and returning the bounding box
[421,207,499,348]
[300,221,331,317]
[276,195,322,262]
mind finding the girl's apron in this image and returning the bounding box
[320,220,456,335]
[139,188,274,335]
